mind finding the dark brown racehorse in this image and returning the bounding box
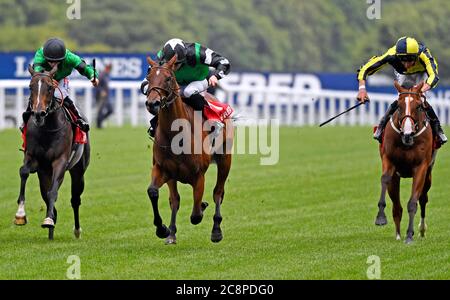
[14,65,90,240]
[145,56,233,244]
[375,81,437,244]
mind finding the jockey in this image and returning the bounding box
[21,38,99,132]
[141,38,231,137]
[357,36,447,145]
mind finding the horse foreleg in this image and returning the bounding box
[376,158,395,226]
[165,180,180,244]
[405,163,428,244]
[42,157,67,240]
[69,166,86,239]
[211,154,232,243]
[191,174,206,225]
[15,156,35,225]
[387,174,402,240]
[418,169,432,238]
[147,164,169,239]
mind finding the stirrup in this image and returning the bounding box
[211,121,224,138]
[438,132,447,145]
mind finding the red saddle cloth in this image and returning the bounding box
[66,108,88,144]
[203,99,234,122]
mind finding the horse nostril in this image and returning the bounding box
[40,111,46,117]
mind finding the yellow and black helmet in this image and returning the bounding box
[395,37,419,62]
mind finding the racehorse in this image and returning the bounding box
[14,65,90,240]
[145,55,233,244]
[375,81,437,244]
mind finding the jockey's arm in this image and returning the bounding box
[74,59,99,86]
[199,45,231,83]
[419,48,439,90]
[32,48,46,73]
[357,79,369,103]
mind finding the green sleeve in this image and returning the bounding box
[33,48,46,72]
[66,50,97,80]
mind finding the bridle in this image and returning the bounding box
[30,73,64,118]
[390,91,428,137]
[145,66,180,109]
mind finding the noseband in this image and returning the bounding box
[146,66,180,109]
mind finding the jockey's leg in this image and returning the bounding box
[20,103,32,133]
[374,100,398,143]
[63,97,90,132]
[424,104,447,145]
[183,79,224,138]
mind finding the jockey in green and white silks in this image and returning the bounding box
[22,38,99,132]
[141,38,231,137]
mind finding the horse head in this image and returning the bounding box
[145,55,179,116]
[394,81,426,146]
[28,64,59,127]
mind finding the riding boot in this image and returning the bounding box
[374,100,398,143]
[20,107,32,133]
[184,93,208,111]
[63,97,90,132]
[424,104,447,145]
[148,115,158,138]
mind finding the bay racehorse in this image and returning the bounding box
[375,81,438,244]
[145,55,233,244]
[14,65,90,240]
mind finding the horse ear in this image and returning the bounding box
[167,55,177,69]
[394,80,404,93]
[48,64,58,77]
[414,81,424,92]
[147,56,157,67]
[28,64,35,76]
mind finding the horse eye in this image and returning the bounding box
[165,77,171,82]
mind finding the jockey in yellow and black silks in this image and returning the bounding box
[356,36,446,145]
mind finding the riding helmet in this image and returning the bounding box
[161,38,187,64]
[43,38,67,62]
[395,36,419,61]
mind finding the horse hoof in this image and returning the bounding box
[165,236,177,245]
[14,215,27,226]
[74,227,82,239]
[41,217,54,228]
[201,202,209,211]
[375,216,387,226]
[405,237,414,244]
[396,234,401,241]
[156,225,170,239]
[190,214,203,225]
[211,230,223,243]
